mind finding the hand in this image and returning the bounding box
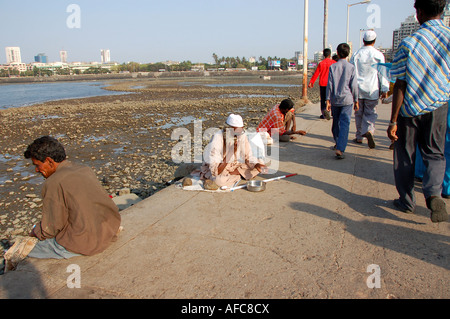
[308,83,314,88]
[354,101,359,111]
[29,226,37,238]
[387,125,398,142]
[326,100,331,112]
[380,92,388,99]
[255,163,268,174]
[295,130,307,135]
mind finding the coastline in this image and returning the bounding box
[0,74,320,239]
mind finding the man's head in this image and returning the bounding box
[336,43,351,59]
[323,48,332,58]
[278,98,295,115]
[24,136,66,178]
[363,30,377,46]
[414,0,446,24]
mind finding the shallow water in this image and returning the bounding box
[0,81,130,109]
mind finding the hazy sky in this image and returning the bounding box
[0,0,417,64]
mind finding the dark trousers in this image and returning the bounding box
[394,103,448,211]
[320,86,327,116]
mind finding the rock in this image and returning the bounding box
[182,178,193,187]
[118,188,130,196]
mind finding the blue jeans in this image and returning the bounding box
[28,238,82,259]
[331,104,353,153]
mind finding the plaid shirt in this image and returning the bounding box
[391,19,450,117]
[257,104,286,136]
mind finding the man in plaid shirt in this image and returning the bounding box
[257,99,306,142]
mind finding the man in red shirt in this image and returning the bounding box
[257,98,306,142]
[308,48,336,120]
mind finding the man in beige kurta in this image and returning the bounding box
[201,114,266,188]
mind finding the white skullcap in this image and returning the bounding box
[225,114,244,128]
[364,30,377,42]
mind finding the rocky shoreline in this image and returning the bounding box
[0,74,320,240]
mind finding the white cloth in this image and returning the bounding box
[350,46,390,100]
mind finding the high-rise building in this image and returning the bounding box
[34,53,48,63]
[5,47,21,64]
[392,15,420,59]
[60,50,68,63]
[443,0,450,27]
[101,49,110,63]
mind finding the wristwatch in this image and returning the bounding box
[389,121,397,126]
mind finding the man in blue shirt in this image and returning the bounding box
[388,0,450,223]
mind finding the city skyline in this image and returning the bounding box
[1,0,419,64]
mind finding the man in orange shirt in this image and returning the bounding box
[308,48,336,120]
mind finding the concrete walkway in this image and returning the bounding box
[1,102,449,299]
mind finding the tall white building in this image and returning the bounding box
[60,50,68,63]
[392,15,420,59]
[443,0,450,27]
[5,47,21,64]
[101,49,110,63]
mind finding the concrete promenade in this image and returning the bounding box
[1,101,449,300]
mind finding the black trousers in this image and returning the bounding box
[320,86,327,116]
[394,103,448,211]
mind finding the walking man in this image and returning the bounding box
[309,48,336,120]
[387,0,450,223]
[350,30,389,149]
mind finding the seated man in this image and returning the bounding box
[23,136,121,259]
[200,114,267,189]
[257,98,306,142]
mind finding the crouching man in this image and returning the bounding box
[23,136,121,260]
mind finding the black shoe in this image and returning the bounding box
[426,196,449,223]
[319,115,325,119]
[393,199,414,214]
[363,132,376,149]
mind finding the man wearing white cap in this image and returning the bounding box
[350,30,390,149]
[200,114,267,189]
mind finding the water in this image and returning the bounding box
[0,81,130,109]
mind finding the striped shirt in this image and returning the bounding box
[391,19,450,117]
[257,104,287,136]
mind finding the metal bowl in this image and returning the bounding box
[246,180,266,192]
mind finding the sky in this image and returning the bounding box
[0,0,417,64]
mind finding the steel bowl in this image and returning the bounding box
[246,180,266,192]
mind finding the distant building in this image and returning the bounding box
[443,1,450,27]
[392,15,420,59]
[60,50,68,63]
[314,51,324,63]
[101,49,110,63]
[34,53,48,64]
[5,47,21,64]
[294,51,303,66]
[378,47,393,63]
